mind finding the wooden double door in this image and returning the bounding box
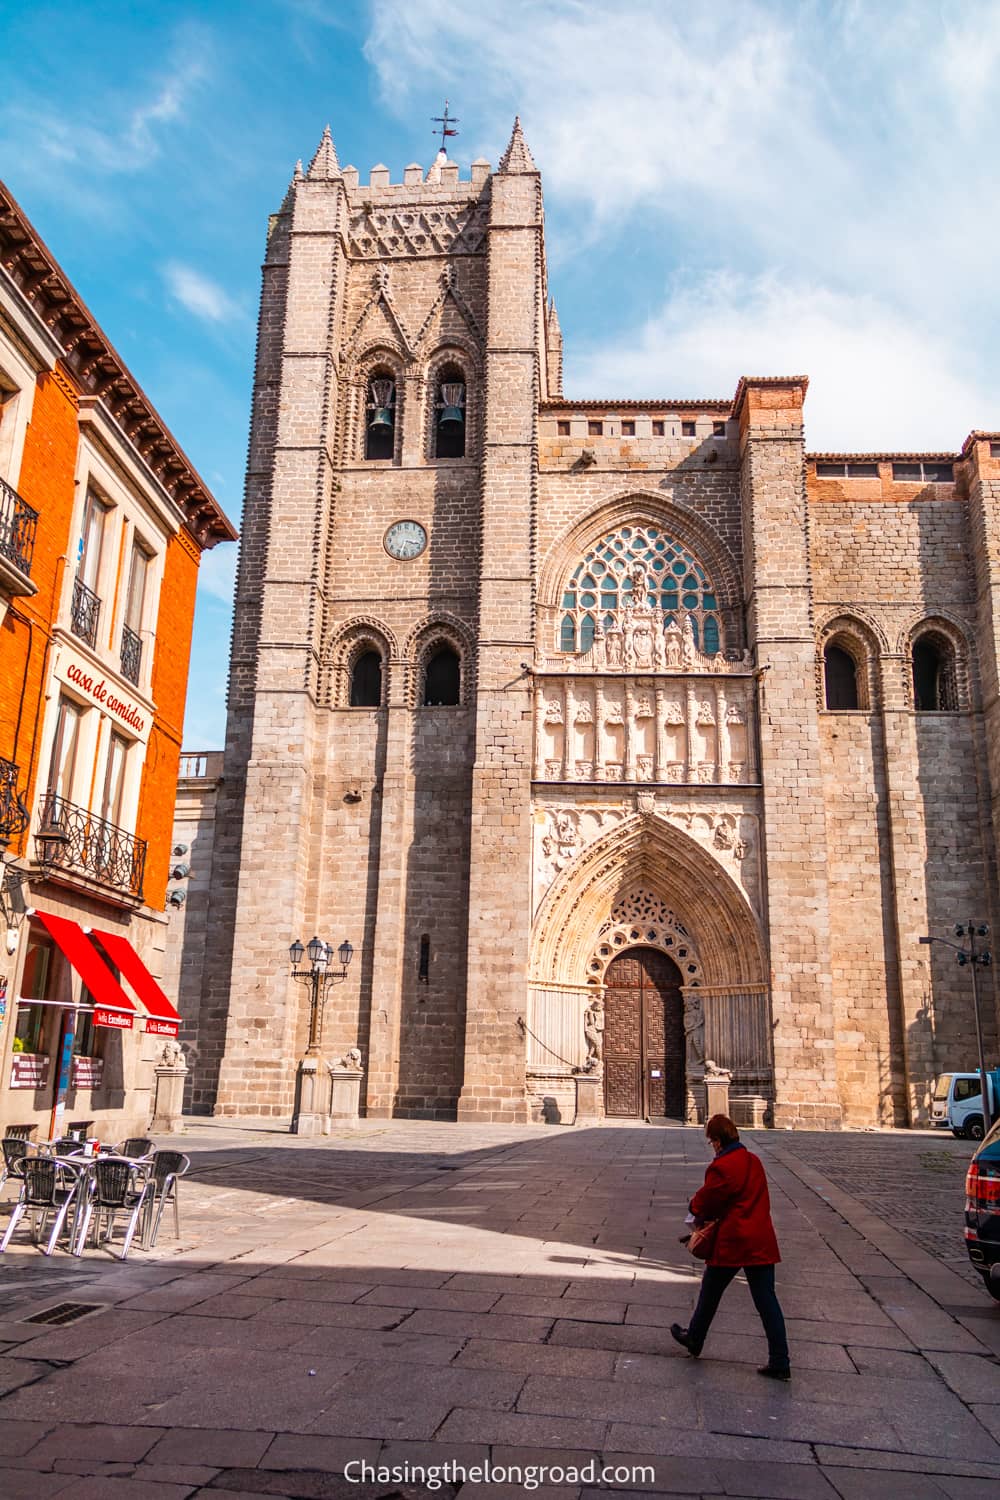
[603,947,685,1119]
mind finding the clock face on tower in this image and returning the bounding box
[383,520,427,560]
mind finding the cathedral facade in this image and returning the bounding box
[189,121,1000,1130]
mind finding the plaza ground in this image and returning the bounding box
[0,1119,998,1499]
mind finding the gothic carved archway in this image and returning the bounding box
[529,812,765,991]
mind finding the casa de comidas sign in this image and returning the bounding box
[52,649,151,744]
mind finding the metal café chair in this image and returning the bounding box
[143,1150,190,1250]
[116,1137,155,1159]
[74,1155,152,1261]
[0,1137,32,1194]
[0,1155,84,1256]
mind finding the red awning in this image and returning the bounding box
[31,911,137,1020]
[86,928,182,1037]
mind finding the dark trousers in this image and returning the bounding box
[687,1263,789,1369]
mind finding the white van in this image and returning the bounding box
[932,1071,1000,1140]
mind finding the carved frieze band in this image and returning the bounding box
[349,201,489,259]
[533,674,756,785]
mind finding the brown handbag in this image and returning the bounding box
[685,1219,719,1260]
[681,1153,753,1261]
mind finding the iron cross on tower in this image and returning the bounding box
[432,101,459,154]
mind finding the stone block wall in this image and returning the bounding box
[190,126,1000,1130]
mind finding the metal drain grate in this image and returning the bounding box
[23,1301,104,1327]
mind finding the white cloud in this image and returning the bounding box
[11,46,209,177]
[196,542,238,606]
[364,0,1000,448]
[569,272,998,451]
[163,262,242,325]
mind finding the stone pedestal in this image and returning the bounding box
[574,1072,603,1124]
[329,1066,363,1122]
[291,1055,331,1136]
[704,1063,733,1121]
[150,1062,188,1134]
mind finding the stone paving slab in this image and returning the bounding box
[0,1118,998,1499]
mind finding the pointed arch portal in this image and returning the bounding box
[531,813,764,989]
[527,814,771,1121]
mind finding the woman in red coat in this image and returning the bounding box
[671,1114,790,1378]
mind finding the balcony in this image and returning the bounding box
[0,477,39,599]
[35,793,146,901]
[71,576,102,648]
[0,756,30,851]
[120,624,142,686]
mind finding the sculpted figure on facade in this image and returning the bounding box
[159,1038,185,1069]
[582,995,605,1070]
[681,614,697,667]
[628,560,648,599]
[332,1047,364,1071]
[713,816,748,860]
[684,991,706,1069]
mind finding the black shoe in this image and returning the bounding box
[670,1323,700,1357]
[757,1365,791,1380]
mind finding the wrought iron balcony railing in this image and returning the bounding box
[35,792,146,900]
[120,624,142,685]
[0,757,30,850]
[71,575,102,648]
[0,477,38,578]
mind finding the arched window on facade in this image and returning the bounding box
[558,524,721,654]
[349,649,383,707]
[365,369,396,461]
[912,631,959,711]
[433,363,466,460]
[423,646,461,706]
[824,643,860,709]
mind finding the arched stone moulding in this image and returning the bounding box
[529,810,766,991]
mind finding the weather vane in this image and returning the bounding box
[432,100,459,155]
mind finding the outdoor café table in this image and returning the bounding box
[71,1154,153,1259]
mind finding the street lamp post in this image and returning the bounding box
[920,919,994,1134]
[288,934,354,1135]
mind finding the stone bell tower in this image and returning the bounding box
[191,120,555,1121]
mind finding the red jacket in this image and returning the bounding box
[690,1142,780,1267]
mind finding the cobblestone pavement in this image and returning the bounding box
[761,1128,980,1287]
[0,1118,997,1500]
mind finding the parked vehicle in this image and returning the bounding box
[965,1117,1000,1301]
[931,1070,1000,1140]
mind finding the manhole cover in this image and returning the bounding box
[23,1302,104,1326]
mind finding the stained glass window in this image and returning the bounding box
[558,524,722,654]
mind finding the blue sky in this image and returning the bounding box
[3,0,999,746]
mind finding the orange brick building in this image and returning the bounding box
[0,181,236,1140]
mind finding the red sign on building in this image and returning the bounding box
[94,1007,133,1031]
[10,1054,51,1090]
[146,1017,179,1038]
[71,1056,105,1089]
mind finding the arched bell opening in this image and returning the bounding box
[365,368,396,461]
[434,362,466,460]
